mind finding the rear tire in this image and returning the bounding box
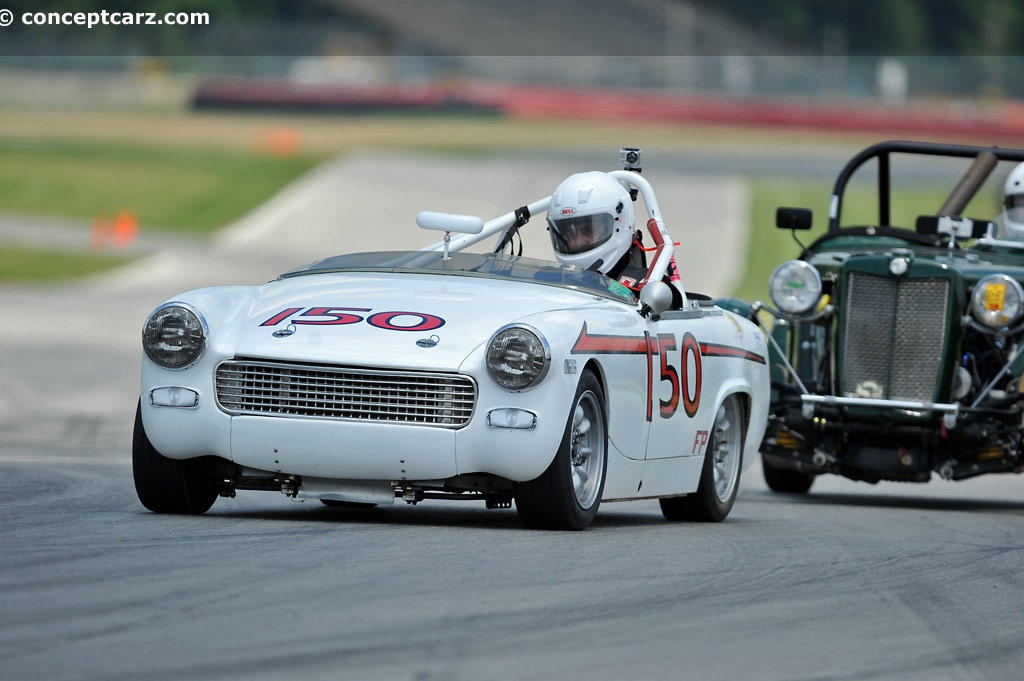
[762,456,815,494]
[132,401,218,514]
[515,371,607,531]
[661,394,745,522]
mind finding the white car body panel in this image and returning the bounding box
[141,262,769,491]
[137,164,770,521]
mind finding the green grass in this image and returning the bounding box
[0,122,1005,286]
[0,243,135,283]
[0,137,322,234]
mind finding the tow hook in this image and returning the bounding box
[486,494,513,509]
[394,485,424,505]
[278,476,300,498]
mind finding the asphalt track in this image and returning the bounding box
[1,152,1023,681]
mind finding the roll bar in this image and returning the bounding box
[826,140,1024,233]
[421,169,678,293]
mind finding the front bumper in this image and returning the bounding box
[140,386,569,484]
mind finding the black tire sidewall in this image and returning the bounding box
[132,401,217,514]
[515,371,608,530]
[661,394,745,522]
[761,455,815,494]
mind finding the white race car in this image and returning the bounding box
[134,149,769,530]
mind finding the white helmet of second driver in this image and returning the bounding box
[1002,162,1024,240]
[547,171,635,273]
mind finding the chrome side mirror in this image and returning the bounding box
[639,281,672,318]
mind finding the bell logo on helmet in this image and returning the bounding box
[561,208,576,215]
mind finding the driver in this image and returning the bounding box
[1000,162,1024,240]
[548,171,678,292]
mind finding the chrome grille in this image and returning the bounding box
[841,273,949,402]
[216,360,476,428]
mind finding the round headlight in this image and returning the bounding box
[143,303,207,369]
[486,325,550,391]
[769,260,823,314]
[970,274,1024,329]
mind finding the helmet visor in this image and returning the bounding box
[548,213,615,255]
[1006,193,1024,224]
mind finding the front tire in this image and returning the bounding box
[133,401,218,514]
[515,371,608,530]
[661,393,745,522]
[761,455,815,494]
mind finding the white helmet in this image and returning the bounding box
[1002,162,1024,240]
[547,171,635,273]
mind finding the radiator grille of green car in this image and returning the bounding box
[841,273,950,402]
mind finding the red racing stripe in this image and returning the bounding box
[699,342,766,364]
[571,323,650,355]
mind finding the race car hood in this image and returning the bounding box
[807,241,1024,284]
[209,270,615,371]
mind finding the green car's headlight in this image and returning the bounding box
[486,324,550,391]
[769,260,822,314]
[143,303,207,369]
[970,274,1024,329]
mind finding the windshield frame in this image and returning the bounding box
[278,250,637,304]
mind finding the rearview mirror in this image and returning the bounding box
[777,207,813,230]
[416,211,485,235]
[639,281,673,317]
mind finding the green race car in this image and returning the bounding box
[746,140,1024,492]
